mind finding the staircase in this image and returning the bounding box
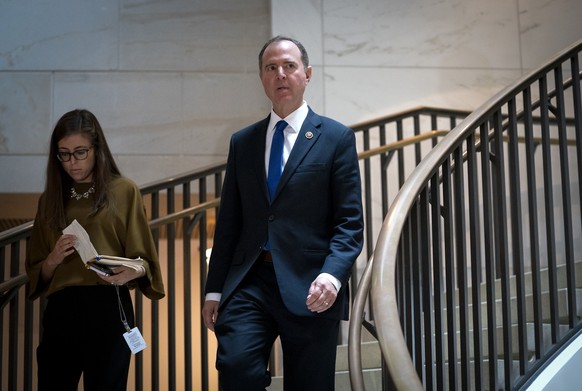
[439,260,582,390]
[266,259,582,390]
[354,39,582,390]
[268,335,383,391]
[2,36,581,388]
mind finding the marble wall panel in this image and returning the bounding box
[49,71,272,188]
[321,0,521,69]
[0,154,223,193]
[271,0,324,66]
[304,67,325,116]
[2,0,580,196]
[0,73,52,154]
[53,72,184,155]
[182,72,270,155]
[115,155,225,188]
[518,0,582,69]
[119,0,270,72]
[270,0,325,117]
[0,156,46,192]
[324,67,523,126]
[0,0,119,70]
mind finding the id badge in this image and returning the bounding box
[123,327,147,354]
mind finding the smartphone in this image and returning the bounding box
[86,262,115,277]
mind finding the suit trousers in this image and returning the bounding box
[214,260,340,391]
[37,285,133,391]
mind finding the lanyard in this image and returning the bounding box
[113,284,147,354]
[115,285,132,332]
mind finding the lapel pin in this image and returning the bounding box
[305,131,314,139]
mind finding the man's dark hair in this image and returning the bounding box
[258,35,310,70]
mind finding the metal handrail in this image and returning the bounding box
[2,98,578,389]
[0,112,457,391]
[0,200,223,305]
[0,221,33,242]
[360,38,582,391]
[149,199,221,228]
[358,131,449,160]
[348,254,375,390]
[0,127,444,288]
[0,274,28,294]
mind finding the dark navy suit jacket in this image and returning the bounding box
[205,108,364,320]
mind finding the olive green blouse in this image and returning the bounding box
[26,177,165,300]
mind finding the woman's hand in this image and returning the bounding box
[48,234,76,265]
[99,265,145,285]
[41,234,76,282]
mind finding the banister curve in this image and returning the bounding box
[367,38,582,389]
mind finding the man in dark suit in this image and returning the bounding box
[202,35,364,391]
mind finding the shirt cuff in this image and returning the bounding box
[205,275,340,301]
[205,292,221,302]
[318,273,341,292]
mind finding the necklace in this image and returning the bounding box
[70,184,95,200]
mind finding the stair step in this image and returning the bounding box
[267,349,522,391]
[425,357,521,390]
[268,368,383,391]
[267,340,382,391]
[435,321,571,360]
[468,259,582,305]
[268,261,582,390]
[335,340,381,372]
[442,287,582,330]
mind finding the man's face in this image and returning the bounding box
[260,40,312,118]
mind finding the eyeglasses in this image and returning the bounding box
[57,147,92,162]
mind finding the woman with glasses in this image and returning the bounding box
[25,109,165,391]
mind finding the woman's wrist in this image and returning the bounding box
[43,255,59,270]
[40,256,59,282]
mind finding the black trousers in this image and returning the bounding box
[37,285,134,391]
[214,261,340,391]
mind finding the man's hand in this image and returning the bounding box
[202,300,220,331]
[306,276,338,313]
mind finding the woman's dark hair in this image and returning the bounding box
[258,35,310,71]
[39,109,121,230]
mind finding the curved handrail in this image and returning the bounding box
[357,131,449,160]
[6,103,548,390]
[0,274,28,310]
[349,107,472,131]
[366,38,582,390]
[148,198,221,228]
[0,122,450,300]
[0,273,28,293]
[348,254,376,389]
[0,221,34,242]
[0,199,222,297]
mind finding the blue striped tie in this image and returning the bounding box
[264,120,287,251]
[267,120,287,201]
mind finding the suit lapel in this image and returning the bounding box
[273,110,321,199]
[251,117,271,203]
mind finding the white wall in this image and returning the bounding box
[0,0,581,192]
[273,0,582,125]
[0,0,271,191]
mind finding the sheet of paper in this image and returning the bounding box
[62,219,98,264]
